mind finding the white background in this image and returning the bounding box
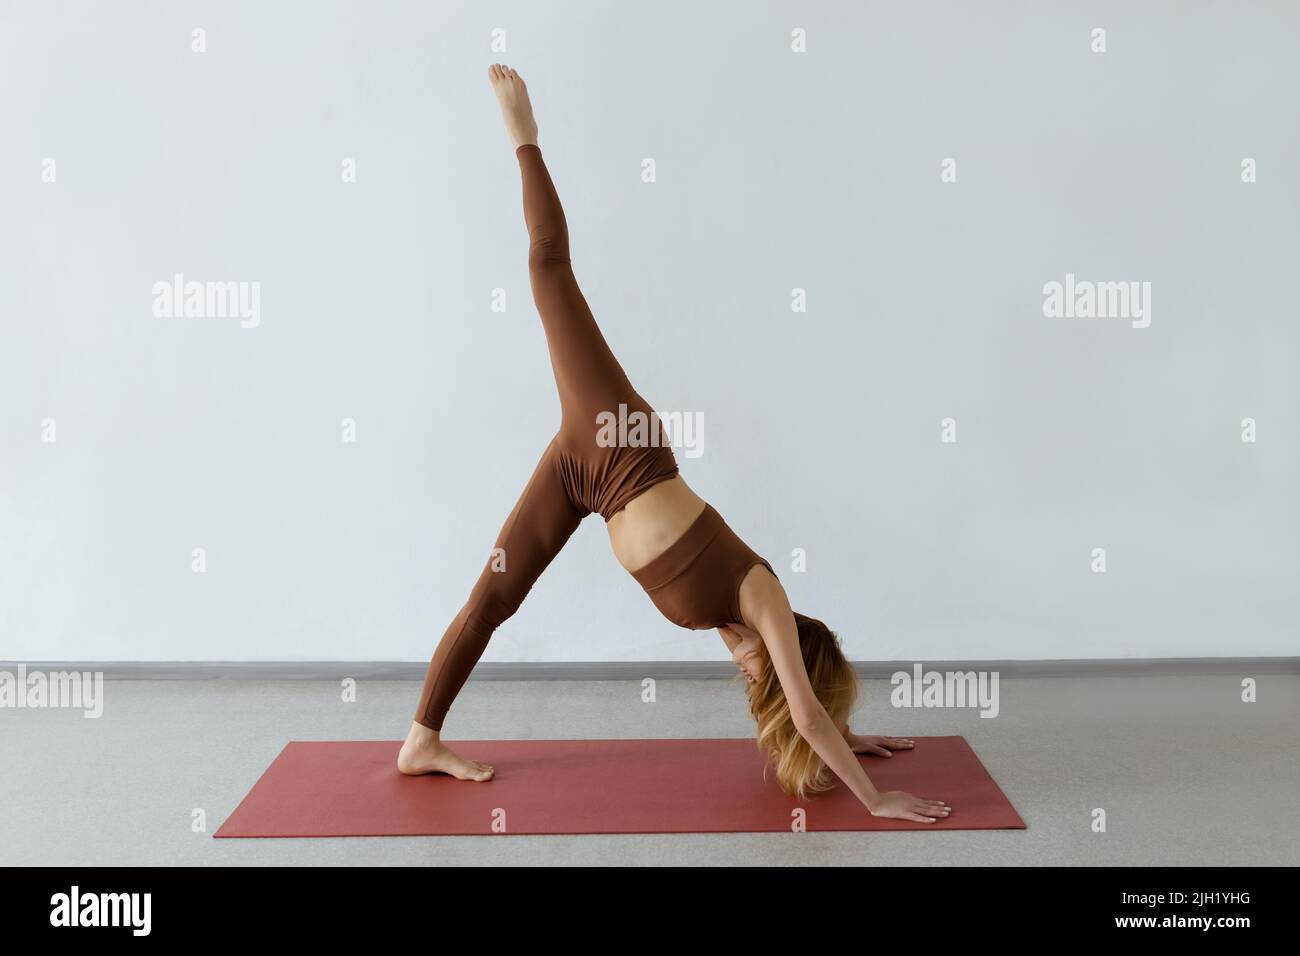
[2,1,1297,663]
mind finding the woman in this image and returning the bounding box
[398,65,951,824]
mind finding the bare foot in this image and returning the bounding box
[487,63,539,149]
[397,721,495,782]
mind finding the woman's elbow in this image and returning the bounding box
[792,710,826,737]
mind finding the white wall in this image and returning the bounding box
[2,1,1297,663]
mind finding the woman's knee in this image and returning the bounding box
[464,573,529,632]
[528,232,571,270]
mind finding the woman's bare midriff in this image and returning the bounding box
[607,475,707,573]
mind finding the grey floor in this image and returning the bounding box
[2,673,1297,866]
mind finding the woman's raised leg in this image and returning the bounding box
[516,142,639,423]
[490,64,656,436]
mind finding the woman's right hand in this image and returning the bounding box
[870,790,951,823]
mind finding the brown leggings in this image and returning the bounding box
[414,144,679,731]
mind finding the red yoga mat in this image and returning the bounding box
[215,736,1023,837]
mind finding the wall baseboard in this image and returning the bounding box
[2,658,1296,680]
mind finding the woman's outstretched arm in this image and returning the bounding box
[743,571,950,823]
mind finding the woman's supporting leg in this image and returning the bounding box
[411,438,583,734]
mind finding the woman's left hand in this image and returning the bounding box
[846,734,915,757]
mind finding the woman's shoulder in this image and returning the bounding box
[736,560,787,629]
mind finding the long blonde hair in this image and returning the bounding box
[744,612,858,799]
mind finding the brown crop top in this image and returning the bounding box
[629,503,776,630]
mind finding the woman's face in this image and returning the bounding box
[731,631,764,684]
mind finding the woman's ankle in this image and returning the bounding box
[407,720,441,747]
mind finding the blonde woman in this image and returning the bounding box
[399,65,952,824]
